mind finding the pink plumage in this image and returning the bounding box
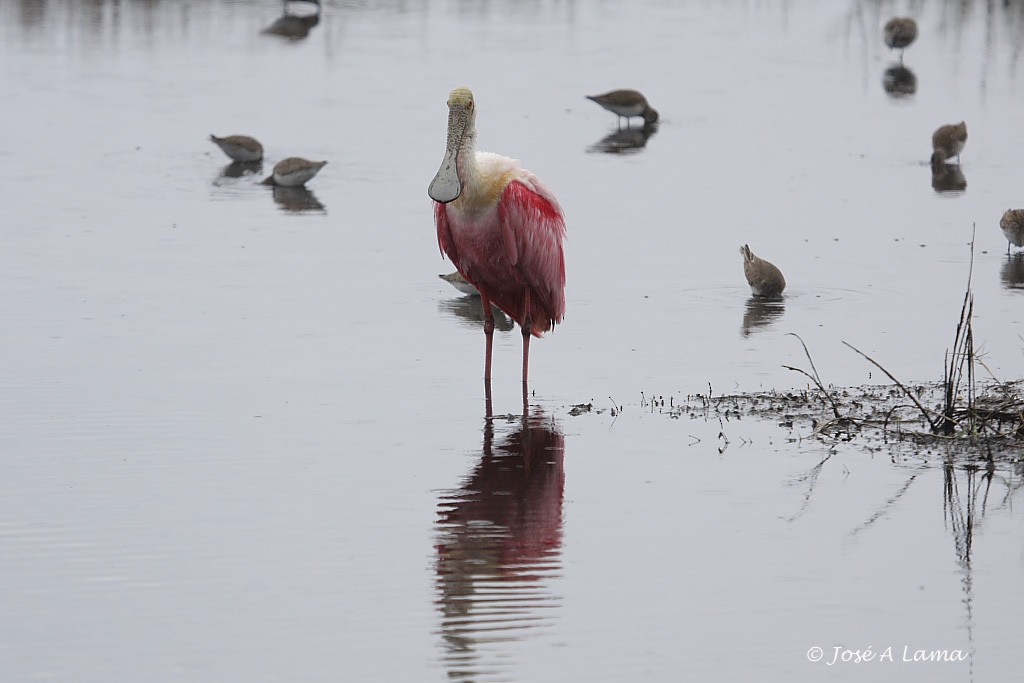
[435,179,566,336]
[428,88,566,387]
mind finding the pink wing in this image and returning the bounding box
[497,178,567,334]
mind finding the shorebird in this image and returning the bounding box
[585,89,658,127]
[931,121,967,165]
[428,87,567,388]
[740,245,786,297]
[439,272,480,297]
[261,157,327,187]
[209,134,264,162]
[884,18,918,60]
[1000,209,1024,253]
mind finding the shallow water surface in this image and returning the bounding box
[1,1,1023,681]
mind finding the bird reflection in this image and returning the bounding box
[930,161,967,194]
[882,64,917,97]
[741,296,785,336]
[219,161,262,179]
[587,123,658,154]
[262,6,320,39]
[439,295,515,333]
[1000,254,1024,290]
[270,185,325,213]
[434,407,566,681]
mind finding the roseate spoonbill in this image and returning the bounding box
[586,89,658,127]
[261,157,327,186]
[740,245,786,297]
[428,87,566,387]
[931,122,967,166]
[1000,210,1024,254]
[883,18,918,59]
[210,134,264,162]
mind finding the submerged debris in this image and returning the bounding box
[641,379,1024,461]
[568,403,593,417]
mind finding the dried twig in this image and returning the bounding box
[784,333,844,419]
[842,341,938,431]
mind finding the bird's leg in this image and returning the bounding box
[485,379,494,419]
[481,291,495,384]
[521,290,533,386]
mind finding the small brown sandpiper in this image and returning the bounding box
[740,245,786,298]
[931,121,967,165]
[439,272,479,297]
[884,18,918,58]
[209,134,264,162]
[586,89,658,127]
[1000,209,1024,253]
[262,157,327,187]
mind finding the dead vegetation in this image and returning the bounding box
[638,236,1024,461]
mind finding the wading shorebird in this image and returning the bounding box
[931,121,967,166]
[884,17,918,60]
[439,271,479,297]
[585,89,658,127]
[209,134,264,162]
[740,245,786,298]
[261,157,327,187]
[428,87,566,389]
[1000,209,1024,254]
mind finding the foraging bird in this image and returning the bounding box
[740,245,786,297]
[931,121,967,166]
[209,134,264,162]
[428,87,566,387]
[884,18,918,58]
[1000,209,1024,253]
[261,157,327,187]
[586,89,658,127]
[439,271,480,297]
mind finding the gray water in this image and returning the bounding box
[1,1,1023,681]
